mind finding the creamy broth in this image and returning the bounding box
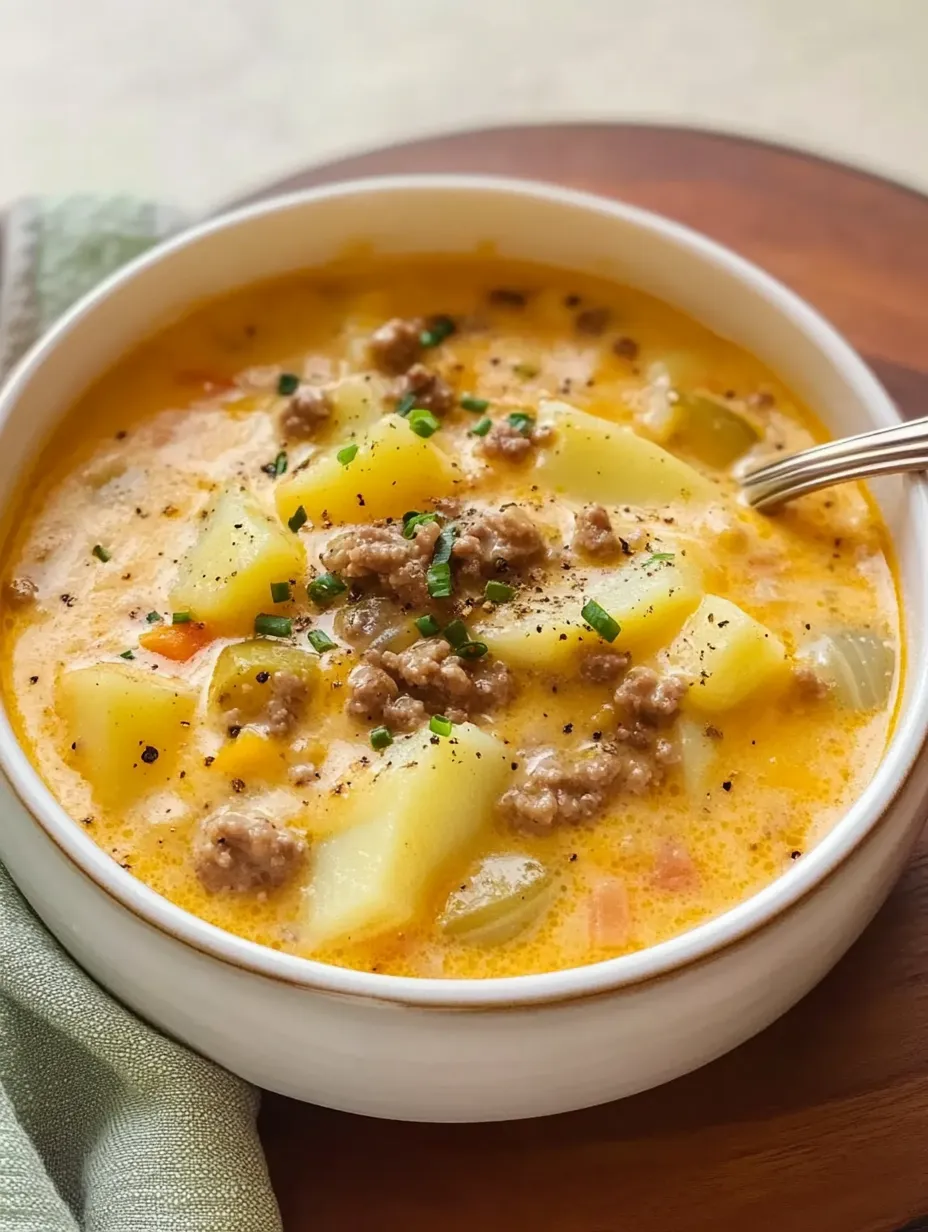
[0,258,899,978]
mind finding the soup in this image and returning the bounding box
[0,258,899,979]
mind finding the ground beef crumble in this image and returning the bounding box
[221,671,308,738]
[4,576,38,607]
[452,506,546,577]
[368,318,423,374]
[279,385,331,439]
[478,419,551,461]
[396,362,455,414]
[320,519,441,607]
[573,505,619,557]
[193,811,305,893]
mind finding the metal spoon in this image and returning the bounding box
[741,416,928,511]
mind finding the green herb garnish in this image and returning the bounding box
[274,451,288,477]
[287,505,307,533]
[307,629,336,654]
[457,640,488,660]
[254,614,293,638]
[336,443,359,466]
[426,561,452,599]
[408,408,440,438]
[277,372,300,395]
[92,544,111,563]
[640,552,675,566]
[145,611,163,624]
[581,598,620,643]
[415,614,441,637]
[506,411,535,437]
[171,611,192,624]
[429,714,453,737]
[119,649,135,660]
[307,572,347,607]
[432,523,457,565]
[484,580,515,603]
[420,315,456,348]
[402,511,439,539]
[470,417,492,437]
[460,395,490,412]
[370,725,393,751]
[270,581,292,604]
[442,619,469,649]
[395,392,417,417]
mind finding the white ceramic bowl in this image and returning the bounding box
[0,177,926,1122]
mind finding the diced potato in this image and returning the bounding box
[59,663,195,807]
[171,487,305,634]
[666,595,788,712]
[276,416,460,526]
[535,400,715,505]
[678,717,719,800]
[208,640,319,723]
[305,722,510,947]
[440,854,551,945]
[328,374,388,436]
[478,552,702,668]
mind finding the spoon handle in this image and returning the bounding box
[741,415,928,510]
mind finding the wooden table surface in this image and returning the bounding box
[253,125,928,1232]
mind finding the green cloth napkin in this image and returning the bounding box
[0,198,283,1232]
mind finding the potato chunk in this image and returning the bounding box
[478,552,702,668]
[667,595,788,712]
[171,487,305,634]
[59,663,195,806]
[275,416,460,526]
[328,373,388,435]
[535,400,715,505]
[305,722,510,947]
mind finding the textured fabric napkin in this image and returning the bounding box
[0,198,283,1232]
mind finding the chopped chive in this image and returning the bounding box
[427,561,452,599]
[270,581,292,604]
[370,725,393,751]
[484,580,515,603]
[272,451,288,477]
[307,572,347,607]
[307,628,336,654]
[119,649,135,660]
[432,523,457,565]
[429,714,453,737]
[254,613,292,638]
[581,598,620,643]
[402,511,439,539]
[336,443,359,466]
[92,544,111,563]
[277,372,300,395]
[506,411,535,437]
[442,619,469,649]
[395,392,417,417]
[146,611,163,624]
[470,416,492,437]
[171,611,192,624]
[287,505,307,533]
[408,407,440,438]
[640,552,675,566]
[457,640,488,660]
[415,614,441,637]
[460,395,490,412]
[420,315,456,348]
[513,361,539,379]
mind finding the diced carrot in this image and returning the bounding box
[588,876,631,948]
[211,730,286,781]
[139,621,214,662]
[652,839,699,892]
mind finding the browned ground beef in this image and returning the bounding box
[612,336,640,360]
[346,639,513,729]
[580,651,630,683]
[193,811,305,893]
[397,363,455,414]
[279,386,331,439]
[452,506,546,576]
[4,576,37,607]
[614,666,685,726]
[478,420,541,461]
[320,519,441,607]
[573,505,619,557]
[368,318,423,374]
[221,671,308,737]
[575,307,611,336]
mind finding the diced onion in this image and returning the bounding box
[798,630,895,709]
[440,854,551,945]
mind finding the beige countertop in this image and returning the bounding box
[1,0,925,210]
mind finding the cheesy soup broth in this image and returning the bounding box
[0,258,899,979]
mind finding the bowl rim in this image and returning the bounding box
[1,172,926,1009]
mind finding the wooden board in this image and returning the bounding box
[250,126,928,1232]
